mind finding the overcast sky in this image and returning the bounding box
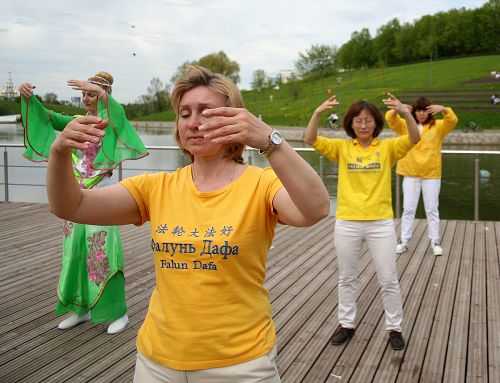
[1,0,487,103]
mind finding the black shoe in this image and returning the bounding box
[330,326,355,345]
[389,331,405,350]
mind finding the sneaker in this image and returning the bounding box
[58,312,91,330]
[431,242,443,256]
[396,241,408,254]
[330,326,355,345]
[107,314,129,334]
[389,331,405,350]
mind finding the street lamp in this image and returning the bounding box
[257,88,262,120]
[336,76,342,118]
[429,51,433,86]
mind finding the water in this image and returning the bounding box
[1,123,499,221]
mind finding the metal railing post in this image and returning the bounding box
[395,173,401,219]
[3,151,9,202]
[474,158,479,221]
[118,163,123,181]
[248,151,253,165]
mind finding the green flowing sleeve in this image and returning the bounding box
[21,96,74,162]
[92,95,148,170]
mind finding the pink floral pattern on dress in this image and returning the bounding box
[63,220,73,237]
[86,230,110,286]
[82,142,101,177]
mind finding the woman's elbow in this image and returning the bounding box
[48,203,74,221]
[305,198,330,226]
[303,133,316,146]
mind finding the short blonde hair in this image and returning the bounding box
[171,65,245,163]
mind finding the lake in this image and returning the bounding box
[1,122,499,221]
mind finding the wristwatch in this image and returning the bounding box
[259,129,283,158]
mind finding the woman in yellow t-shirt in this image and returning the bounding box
[44,65,330,382]
[304,94,420,351]
[385,97,458,256]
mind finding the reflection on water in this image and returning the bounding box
[1,123,499,220]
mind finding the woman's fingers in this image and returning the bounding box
[19,83,35,98]
[202,107,241,118]
[199,115,238,132]
[199,108,271,148]
[61,117,107,146]
[67,80,84,90]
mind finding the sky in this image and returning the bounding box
[1,0,487,104]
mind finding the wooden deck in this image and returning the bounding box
[0,202,499,383]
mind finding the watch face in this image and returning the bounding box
[271,131,282,145]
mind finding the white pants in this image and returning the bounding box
[334,219,403,332]
[401,176,441,244]
[133,346,281,383]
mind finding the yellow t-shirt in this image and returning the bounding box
[120,165,283,370]
[313,136,413,220]
[385,108,458,178]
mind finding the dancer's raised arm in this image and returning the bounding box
[47,116,141,225]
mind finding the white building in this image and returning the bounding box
[2,72,18,99]
[70,96,82,107]
[278,69,298,84]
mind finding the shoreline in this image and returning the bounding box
[131,121,500,146]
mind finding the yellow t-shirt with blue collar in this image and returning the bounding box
[313,135,414,220]
[120,165,282,370]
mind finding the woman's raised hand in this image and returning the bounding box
[314,95,339,115]
[383,93,411,114]
[51,116,107,154]
[19,82,35,100]
[426,104,446,115]
[67,80,104,96]
[198,107,273,150]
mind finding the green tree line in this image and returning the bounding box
[336,0,499,69]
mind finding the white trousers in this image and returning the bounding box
[133,346,281,383]
[334,219,403,332]
[401,176,441,244]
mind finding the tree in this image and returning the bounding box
[287,73,302,100]
[198,51,240,84]
[147,77,170,113]
[251,69,267,90]
[170,52,241,85]
[373,18,401,65]
[295,44,337,79]
[170,60,197,85]
[43,92,59,104]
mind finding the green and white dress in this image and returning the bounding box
[21,95,148,323]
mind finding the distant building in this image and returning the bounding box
[1,71,18,100]
[278,69,297,84]
[70,96,82,107]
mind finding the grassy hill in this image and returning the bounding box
[139,54,500,129]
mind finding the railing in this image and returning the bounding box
[1,143,499,221]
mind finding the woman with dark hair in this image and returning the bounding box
[44,65,329,382]
[385,97,458,256]
[304,94,420,350]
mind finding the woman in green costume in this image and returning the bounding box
[19,71,148,334]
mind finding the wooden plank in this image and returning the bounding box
[442,221,475,382]
[488,222,500,382]
[467,222,488,382]
[420,221,467,383]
